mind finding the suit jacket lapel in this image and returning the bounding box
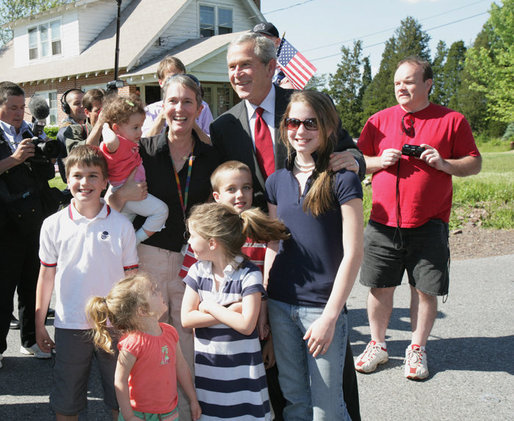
[233,101,267,190]
[274,86,292,170]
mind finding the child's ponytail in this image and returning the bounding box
[86,274,154,353]
[86,296,115,354]
[188,203,289,264]
[240,207,289,243]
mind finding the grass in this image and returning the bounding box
[49,177,66,190]
[362,150,514,230]
[475,136,513,153]
[451,150,514,229]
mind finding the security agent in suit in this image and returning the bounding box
[210,33,363,421]
[0,82,55,362]
[210,32,365,210]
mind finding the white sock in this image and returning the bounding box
[377,341,387,349]
[135,228,149,244]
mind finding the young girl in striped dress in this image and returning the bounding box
[181,202,288,420]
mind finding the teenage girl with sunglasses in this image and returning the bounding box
[264,90,364,421]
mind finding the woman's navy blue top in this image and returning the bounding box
[265,168,362,307]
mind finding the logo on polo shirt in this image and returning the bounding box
[100,231,110,240]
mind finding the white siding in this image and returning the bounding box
[13,12,79,67]
[77,0,133,52]
[62,12,81,57]
[11,0,133,67]
[13,26,27,68]
[136,0,260,68]
[191,51,230,82]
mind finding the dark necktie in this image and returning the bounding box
[254,107,275,179]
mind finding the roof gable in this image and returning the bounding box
[0,0,265,84]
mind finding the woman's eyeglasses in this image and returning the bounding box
[285,118,318,131]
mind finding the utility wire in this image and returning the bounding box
[302,0,489,53]
[248,0,314,20]
[311,11,489,63]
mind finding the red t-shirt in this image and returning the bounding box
[179,239,266,278]
[100,135,145,186]
[358,103,480,228]
[118,323,179,414]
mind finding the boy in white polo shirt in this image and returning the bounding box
[35,145,139,420]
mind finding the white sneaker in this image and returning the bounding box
[355,340,389,373]
[20,344,52,359]
[404,344,429,380]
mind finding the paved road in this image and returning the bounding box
[1,254,513,420]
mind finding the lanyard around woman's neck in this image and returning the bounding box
[173,153,194,217]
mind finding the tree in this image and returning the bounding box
[0,1,66,47]
[359,56,372,101]
[430,41,448,105]
[443,41,467,110]
[464,0,514,126]
[361,38,398,120]
[455,24,492,133]
[327,41,368,138]
[305,74,328,92]
[361,17,431,120]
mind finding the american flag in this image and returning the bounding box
[277,38,317,90]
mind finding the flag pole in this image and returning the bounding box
[277,32,286,57]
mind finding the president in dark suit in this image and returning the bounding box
[210,32,365,210]
[210,33,362,421]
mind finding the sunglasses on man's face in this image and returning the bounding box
[285,118,318,131]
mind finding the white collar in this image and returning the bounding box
[245,84,276,119]
[198,255,245,280]
[68,199,111,221]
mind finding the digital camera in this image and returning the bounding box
[401,144,425,158]
[30,136,60,161]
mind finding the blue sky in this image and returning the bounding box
[259,0,494,76]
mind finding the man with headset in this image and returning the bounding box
[56,88,86,181]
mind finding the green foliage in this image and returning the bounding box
[444,41,467,110]
[0,0,67,46]
[502,122,514,140]
[430,41,448,105]
[362,180,372,225]
[49,176,67,190]
[44,125,59,140]
[361,39,397,120]
[327,41,367,137]
[451,151,514,229]
[362,17,431,121]
[463,0,514,125]
[475,134,513,152]
[359,57,372,100]
[305,74,328,91]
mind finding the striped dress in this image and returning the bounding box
[183,256,271,421]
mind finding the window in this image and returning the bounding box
[200,5,215,37]
[218,8,232,34]
[28,20,62,60]
[199,5,232,37]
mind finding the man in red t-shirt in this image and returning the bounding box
[355,57,481,380]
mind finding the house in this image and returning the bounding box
[0,0,266,125]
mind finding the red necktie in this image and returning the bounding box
[254,107,275,179]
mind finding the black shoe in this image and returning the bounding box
[47,308,55,317]
[10,315,20,330]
